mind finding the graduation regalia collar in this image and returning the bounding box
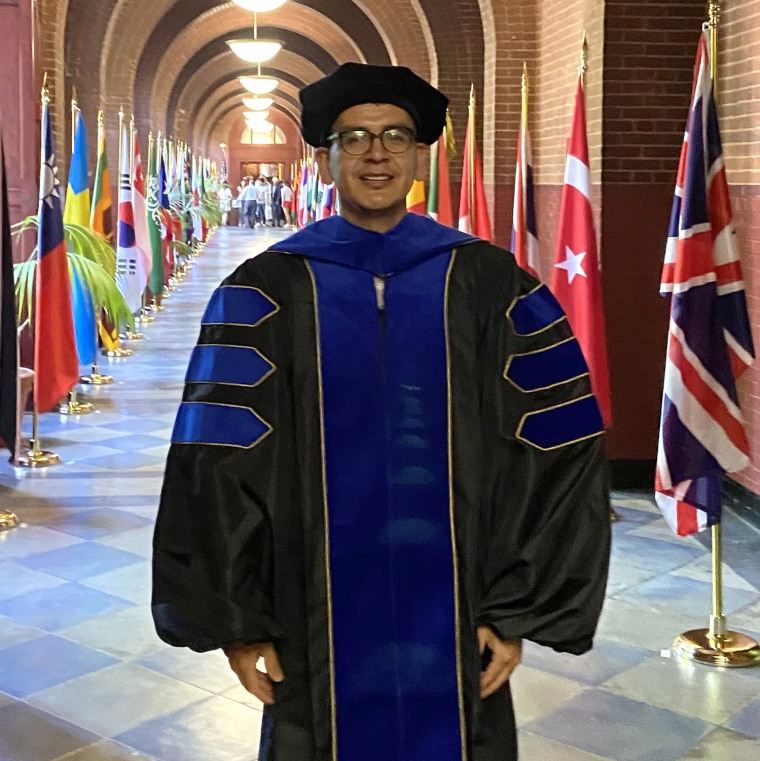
[268,213,474,276]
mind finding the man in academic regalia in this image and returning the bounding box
[152,63,611,761]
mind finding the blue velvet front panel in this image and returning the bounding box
[311,254,462,761]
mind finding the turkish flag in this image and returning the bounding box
[550,79,613,427]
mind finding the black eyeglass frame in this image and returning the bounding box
[326,126,417,155]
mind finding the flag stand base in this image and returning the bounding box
[59,399,93,414]
[102,347,134,358]
[80,372,114,385]
[122,330,144,341]
[13,447,60,468]
[673,628,760,668]
[0,511,19,530]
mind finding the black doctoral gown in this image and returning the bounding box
[152,213,611,761]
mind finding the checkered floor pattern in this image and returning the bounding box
[0,227,758,761]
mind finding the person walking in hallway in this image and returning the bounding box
[152,62,611,761]
[280,179,294,228]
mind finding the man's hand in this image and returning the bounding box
[477,626,522,699]
[225,642,284,705]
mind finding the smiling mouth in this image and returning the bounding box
[361,174,393,182]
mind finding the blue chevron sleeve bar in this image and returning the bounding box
[185,345,275,387]
[505,337,588,392]
[507,284,566,336]
[517,395,603,450]
[202,285,280,327]
[172,402,272,448]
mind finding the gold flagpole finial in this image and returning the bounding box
[708,1,721,29]
[71,86,79,111]
[579,30,589,77]
[97,109,104,126]
[41,72,49,104]
[521,61,528,94]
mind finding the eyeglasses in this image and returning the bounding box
[327,127,416,156]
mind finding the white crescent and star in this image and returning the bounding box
[554,245,587,284]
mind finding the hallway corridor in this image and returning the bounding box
[0,228,759,761]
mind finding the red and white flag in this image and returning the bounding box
[511,65,541,279]
[458,88,492,240]
[550,77,613,427]
[131,130,152,285]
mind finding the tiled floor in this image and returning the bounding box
[0,227,759,761]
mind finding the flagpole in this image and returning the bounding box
[672,1,759,668]
[15,75,61,467]
[467,84,475,234]
[147,131,165,313]
[577,34,620,522]
[80,118,115,382]
[118,108,144,343]
[132,116,155,327]
[60,94,94,415]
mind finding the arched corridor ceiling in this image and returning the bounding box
[54,0,484,152]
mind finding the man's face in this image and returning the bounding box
[315,103,425,231]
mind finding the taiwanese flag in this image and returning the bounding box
[458,87,492,240]
[655,32,754,535]
[34,99,79,412]
[550,77,612,429]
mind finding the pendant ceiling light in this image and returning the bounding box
[242,96,273,110]
[240,74,278,94]
[244,110,271,122]
[227,9,282,64]
[231,0,288,11]
[227,39,281,63]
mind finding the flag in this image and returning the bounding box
[511,65,541,279]
[655,31,754,536]
[0,133,18,456]
[428,114,454,226]
[90,110,113,242]
[550,76,612,428]
[116,120,146,313]
[318,182,336,220]
[63,111,91,227]
[131,129,153,285]
[298,161,310,227]
[147,137,164,299]
[63,108,96,367]
[405,180,426,215]
[34,98,79,411]
[458,88,492,240]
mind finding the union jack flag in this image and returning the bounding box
[655,31,755,536]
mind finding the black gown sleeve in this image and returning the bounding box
[152,258,288,652]
[474,255,611,655]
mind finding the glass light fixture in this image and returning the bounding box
[240,75,279,94]
[227,39,282,63]
[231,0,288,12]
[242,96,273,110]
[244,110,270,122]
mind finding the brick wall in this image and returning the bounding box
[15,0,760,496]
